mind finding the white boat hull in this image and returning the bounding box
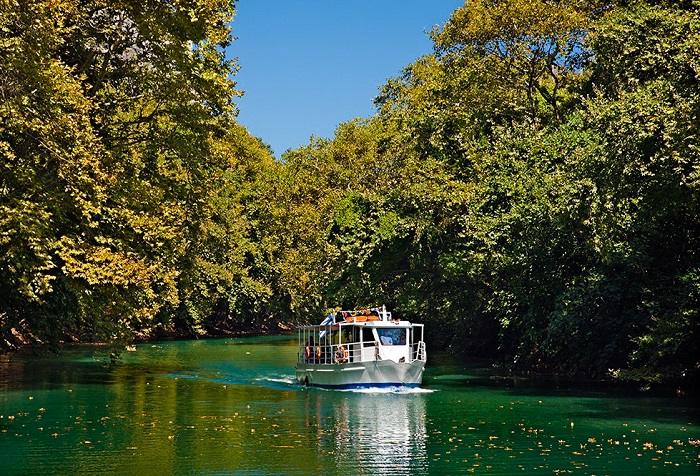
[295,359,425,389]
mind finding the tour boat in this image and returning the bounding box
[295,305,427,389]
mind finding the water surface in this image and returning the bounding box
[1,337,697,474]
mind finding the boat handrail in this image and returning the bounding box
[412,341,427,362]
[297,339,426,365]
[298,342,356,365]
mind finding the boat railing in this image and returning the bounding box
[412,341,427,362]
[298,339,427,365]
[298,342,356,365]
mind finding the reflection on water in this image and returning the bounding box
[0,337,698,475]
[302,388,429,475]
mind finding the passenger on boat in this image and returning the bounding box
[335,345,348,364]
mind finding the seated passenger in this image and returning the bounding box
[335,345,348,364]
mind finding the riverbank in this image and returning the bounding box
[1,313,299,354]
[3,319,697,397]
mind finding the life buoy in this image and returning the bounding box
[315,346,322,361]
[304,346,311,360]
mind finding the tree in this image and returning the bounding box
[0,0,276,348]
[575,2,700,380]
[1,0,113,345]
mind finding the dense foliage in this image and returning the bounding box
[274,0,700,385]
[0,0,281,347]
[1,0,697,386]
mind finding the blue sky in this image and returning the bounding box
[227,1,464,157]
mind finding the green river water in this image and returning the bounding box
[0,336,697,475]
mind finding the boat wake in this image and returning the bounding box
[254,377,435,394]
[253,375,300,390]
[339,386,435,394]
[162,371,434,394]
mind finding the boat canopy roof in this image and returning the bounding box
[298,305,422,332]
[297,320,416,330]
[325,305,393,324]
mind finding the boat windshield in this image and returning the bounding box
[376,328,407,346]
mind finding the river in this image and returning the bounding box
[0,336,697,474]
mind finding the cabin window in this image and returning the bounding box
[376,328,406,346]
[361,327,375,347]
